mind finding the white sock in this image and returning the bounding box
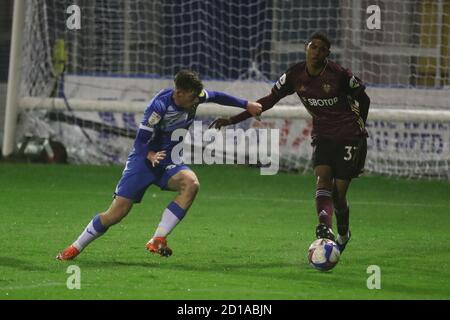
[152,202,187,239]
[153,208,181,238]
[73,215,107,251]
[337,231,350,244]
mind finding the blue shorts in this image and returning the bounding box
[114,156,191,203]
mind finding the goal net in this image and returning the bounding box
[5,0,450,179]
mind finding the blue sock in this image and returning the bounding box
[92,214,107,233]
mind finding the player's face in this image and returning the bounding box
[174,90,199,109]
[305,39,329,67]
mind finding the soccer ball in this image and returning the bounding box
[308,238,340,271]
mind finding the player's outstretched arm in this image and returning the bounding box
[209,92,280,129]
[208,100,262,129]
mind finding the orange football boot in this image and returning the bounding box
[146,237,172,257]
[56,245,80,260]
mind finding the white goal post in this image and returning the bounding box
[3,0,25,158]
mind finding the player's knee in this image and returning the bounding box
[183,177,200,198]
[316,176,333,189]
[187,178,200,195]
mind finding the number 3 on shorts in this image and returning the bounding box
[344,146,356,161]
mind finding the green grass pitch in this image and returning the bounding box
[0,163,449,300]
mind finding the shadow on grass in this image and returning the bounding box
[71,257,300,271]
[62,256,298,270]
[0,256,48,271]
[72,259,160,269]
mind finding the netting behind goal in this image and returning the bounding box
[8,0,450,179]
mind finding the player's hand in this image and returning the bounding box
[208,117,232,130]
[147,150,166,167]
[246,101,262,117]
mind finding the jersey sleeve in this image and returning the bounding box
[341,68,366,98]
[141,99,165,128]
[199,89,247,108]
[134,99,165,155]
[271,64,297,99]
[229,66,298,125]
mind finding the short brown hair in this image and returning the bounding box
[174,70,203,96]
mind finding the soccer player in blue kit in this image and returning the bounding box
[57,70,262,260]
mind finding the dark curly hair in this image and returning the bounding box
[174,70,203,96]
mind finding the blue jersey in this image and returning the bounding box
[130,88,247,165]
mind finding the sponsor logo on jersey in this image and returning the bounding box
[306,96,339,107]
[148,112,162,126]
[349,76,360,89]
